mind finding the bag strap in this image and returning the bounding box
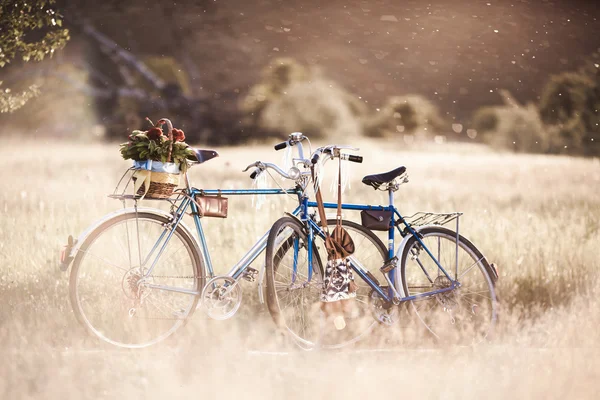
[312,157,350,260]
[311,166,330,235]
[312,155,343,231]
[336,155,342,229]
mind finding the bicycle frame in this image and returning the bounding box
[141,186,309,296]
[307,201,460,304]
[141,181,461,307]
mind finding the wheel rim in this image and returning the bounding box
[270,220,387,349]
[73,216,199,348]
[271,223,323,347]
[402,230,497,345]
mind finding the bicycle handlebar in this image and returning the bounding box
[274,141,288,151]
[311,152,321,165]
[311,145,362,164]
[341,154,363,163]
[243,161,293,180]
[247,136,363,182]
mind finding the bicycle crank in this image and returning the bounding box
[369,288,399,326]
[200,276,243,320]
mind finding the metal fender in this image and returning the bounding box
[393,233,414,298]
[61,207,201,272]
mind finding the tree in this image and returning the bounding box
[473,103,553,153]
[363,94,444,137]
[472,59,600,156]
[242,58,367,139]
[0,0,70,112]
[538,66,600,154]
[472,90,559,153]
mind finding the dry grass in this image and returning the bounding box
[1,138,599,399]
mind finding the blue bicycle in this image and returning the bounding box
[61,133,387,348]
[265,146,499,348]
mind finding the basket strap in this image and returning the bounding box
[132,170,151,199]
[157,118,174,162]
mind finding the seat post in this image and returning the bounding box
[388,184,394,208]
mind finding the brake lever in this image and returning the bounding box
[292,158,311,168]
[242,161,264,172]
[331,145,360,151]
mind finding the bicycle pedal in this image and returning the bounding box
[380,257,398,274]
[242,267,259,282]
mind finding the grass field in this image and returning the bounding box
[1,138,599,399]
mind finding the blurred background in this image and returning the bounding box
[1,0,599,153]
[2,2,600,398]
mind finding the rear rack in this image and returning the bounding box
[401,212,463,228]
[400,211,464,279]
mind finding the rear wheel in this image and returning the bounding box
[69,212,204,348]
[265,217,387,349]
[398,226,498,345]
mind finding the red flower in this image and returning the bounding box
[172,128,186,142]
[146,127,163,141]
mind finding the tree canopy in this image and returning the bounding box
[0,0,70,112]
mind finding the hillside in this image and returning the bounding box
[3,0,598,135]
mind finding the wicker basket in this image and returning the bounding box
[135,171,180,199]
[131,118,181,199]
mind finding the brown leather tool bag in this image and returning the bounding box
[195,194,228,218]
[360,210,392,231]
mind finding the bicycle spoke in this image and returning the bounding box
[72,214,201,348]
[460,290,493,301]
[154,244,187,268]
[267,217,388,349]
[80,250,128,272]
[401,228,497,344]
[458,257,484,280]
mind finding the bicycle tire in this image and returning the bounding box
[265,216,388,349]
[69,212,205,348]
[398,226,498,345]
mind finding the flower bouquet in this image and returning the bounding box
[120,118,194,199]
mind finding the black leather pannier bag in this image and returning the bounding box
[360,210,392,231]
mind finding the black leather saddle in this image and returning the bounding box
[362,166,407,189]
[191,148,219,164]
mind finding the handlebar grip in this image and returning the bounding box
[250,169,258,180]
[311,153,320,164]
[347,155,363,163]
[274,141,288,151]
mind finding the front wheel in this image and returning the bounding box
[265,217,387,349]
[69,212,205,348]
[398,226,498,345]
